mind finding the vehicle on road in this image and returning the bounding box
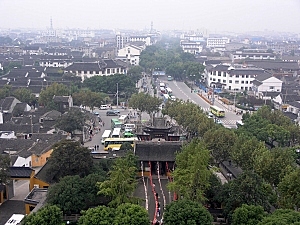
[106,110,119,116]
[215,118,224,125]
[124,123,136,132]
[207,112,214,119]
[210,105,225,118]
[100,104,108,110]
[111,127,122,138]
[163,93,170,102]
[167,75,173,81]
[104,137,138,151]
[118,115,129,124]
[101,130,111,144]
[111,118,123,129]
[5,214,25,225]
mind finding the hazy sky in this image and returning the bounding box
[1,0,300,33]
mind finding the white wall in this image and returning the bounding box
[257,77,282,93]
[13,156,32,167]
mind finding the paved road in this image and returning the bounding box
[157,77,243,128]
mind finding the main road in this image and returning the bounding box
[157,77,243,128]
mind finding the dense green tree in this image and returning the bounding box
[127,65,143,81]
[98,151,138,207]
[83,74,137,98]
[277,168,300,209]
[47,175,86,213]
[168,139,211,202]
[38,83,70,108]
[239,106,298,147]
[55,108,86,136]
[218,171,274,217]
[47,173,106,214]
[163,99,215,138]
[0,85,12,99]
[78,206,115,225]
[113,203,149,225]
[258,209,300,225]
[231,135,268,171]
[119,142,134,151]
[128,92,162,120]
[254,147,295,187]
[232,204,266,225]
[0,154,10,184]
[12,88,36,105]
[203,127,237,164]
[21,205,64,225]
[163,200,213,225]
[47,140,93,181]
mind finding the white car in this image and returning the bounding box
[100,105,108,110]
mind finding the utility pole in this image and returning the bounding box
[116,83,119,109]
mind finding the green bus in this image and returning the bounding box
[111,118,122,129]
[210,105,225,118]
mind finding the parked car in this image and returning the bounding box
[106,110,119,116]
[100,104,108,110]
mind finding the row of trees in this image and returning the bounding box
[162,99,300,221]
[139,40,205,81]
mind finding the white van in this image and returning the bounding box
[100,105,108,110]
[124,123,136,132]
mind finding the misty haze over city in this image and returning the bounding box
[1,0,300,33]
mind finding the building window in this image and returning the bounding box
[235,80,239,84]
[246,75,248,78]
[246,81,248,84]
[229,80,232,83]
[210,78,212,80]
[223,80,226,83]
[107,69,110,74]
[223,73,226,77]
[270,86,274,90]
[218,79,221,82]
[213,78,216,81]
[241,81,244,84]
[236,75,239,78]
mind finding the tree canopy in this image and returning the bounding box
[128,92,162,120]
[277,168,300,209]
[47,173,106,214]
[163,200,213,225]
[78,203,149,225]
[168,139,211,202]
[0,154,10,184]
[38,83,70,109]
[47,140,93,181]
[97,151,139,207]
[55,108,86,136]
[258,209,300,225]
[21,205,64,225]
[83,73,138,99]
[232,204,266,225]
[218,171,274,217]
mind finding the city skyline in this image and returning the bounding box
[1,0,300,34]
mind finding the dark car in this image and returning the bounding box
[106,110,119,116]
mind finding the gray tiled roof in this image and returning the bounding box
[245,60,300,71]
[9,167,34,178]
[135,141,182,161]
[255,72,273,81]
[288,101,300,109]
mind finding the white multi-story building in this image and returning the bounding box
[180,40,203,55]
[64,59,127,81]
[230,49,276,62]
[205,63,271,92]
[117,44,145,66]
[206,37,230,50]
[116,33,152,49]
[252,74,282,98]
